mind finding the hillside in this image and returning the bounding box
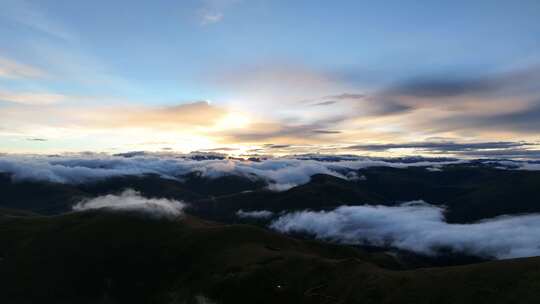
[3,165,540,224]
[1,210,540,304]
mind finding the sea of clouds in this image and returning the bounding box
[73,189,185,219]
[270,201,540,259]
[0,153,471,190]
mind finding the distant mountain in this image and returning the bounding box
[2,164,540,223]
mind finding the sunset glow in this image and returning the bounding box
[0,1,539,159]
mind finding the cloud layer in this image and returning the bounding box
[270,202,540,259]
[73,189,185,219]
[0,154,468,190]
[2,153,539,190]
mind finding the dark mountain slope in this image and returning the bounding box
[0,173,86,214]
[78,174,204,201]
[358,166,540,222]
[0,173,266,215]
[189,166,540,223]
[1,210,540,304]
[188,174,385,221]
[2,165,540,223]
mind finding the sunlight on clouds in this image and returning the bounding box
[1,58,540,155]
[0,90,66,105]
[214,112,252,130]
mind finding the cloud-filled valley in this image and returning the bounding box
[270,202,540,259]
[2,153,540,261]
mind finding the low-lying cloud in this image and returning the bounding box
[0,154,470,190]
[73,189,185,219]
[270,201,540,259]
[236,209,274,219]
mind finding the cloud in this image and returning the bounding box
[472,103,540,134]
[487,160,540,171]
[0,90,67,105]
[200,147,238,152]
[236,209,274,219]
[383,67,540,98]
[264,144,291,149]
[312,130,341,134]
[307,92,411,117]
[0,0,74,40]
[212,64,350,117]
[222,116,348,143]
[346,140,540,159]
[26,138,47,142]
[384,77,494,98]
[198,0,240,25]
[200,12,223,25]
[311,100,338,106]
[325,93,366,100]
[441,148,540,159]
[0,154,469,190]
[270,201,540,259]
[73,189,185,219]
[370,65,540,135]
[205,64,540,148]
[348,141,531,152]
[8,61,539,152]
[0,56,46,79]
[0,100,231,149]
[86,101,227,129]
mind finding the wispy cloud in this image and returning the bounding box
[200,11,223,25]
[311,100,338,106]
[346,140,540,159]
[349,141,532,152]
[313,130,341,134]
[0,0,74,40]
[0,56,46,79]
[198,0,240,25]
[371,65,540,135]
[0,100,228,144]
[26,138,47,142]
[0,90,67,105]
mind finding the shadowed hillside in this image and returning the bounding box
[1,210,540,304]
[3,165,540,224]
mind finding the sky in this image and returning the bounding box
[1,0,540,157]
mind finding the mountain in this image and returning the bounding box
[188,165,540,223]
[2,209,540,304]
[2,164,540,223]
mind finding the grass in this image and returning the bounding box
[1,209,540,304]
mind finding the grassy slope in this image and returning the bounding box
[1,210,539,304]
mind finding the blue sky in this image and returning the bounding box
[1,0,540,155]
